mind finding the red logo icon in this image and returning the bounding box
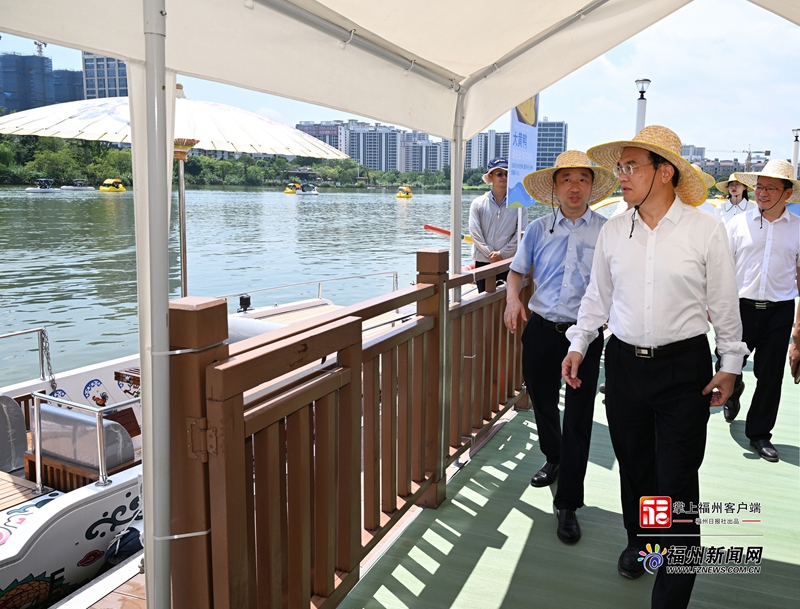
[640,496,671,528]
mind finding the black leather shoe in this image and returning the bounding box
[723,381,744,422]
[530,462,559,487]
[556,509,581,544]
[750,439,779,462]
[618,547,645,579]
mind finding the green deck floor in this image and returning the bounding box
[340,341,800,608]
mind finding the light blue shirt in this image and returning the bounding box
[510,206,606,322]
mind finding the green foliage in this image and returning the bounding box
[0,133,465,189]
[25,147,83,183]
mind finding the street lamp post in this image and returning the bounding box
[792,129,800,179]
[635,79,651,135]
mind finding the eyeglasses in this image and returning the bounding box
[613,162,653,178]
[754,184,785,194]
[492,171,508,178]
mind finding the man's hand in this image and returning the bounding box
[789,338,800,379]
[504,297,528,333]
[562,351,584,389]
[702,370,736,406]
[488,251,503,263]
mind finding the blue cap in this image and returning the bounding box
[487,157,508,172]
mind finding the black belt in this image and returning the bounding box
[740,298,794,310]
[615,334,707,359]
[532,312,575,334]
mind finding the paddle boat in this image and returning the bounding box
[61,179,95,191]
[284,182,301,194]
[99,179,126,193]
[25,179,60,193]
[295,183,319,195]
[396,186,413,199]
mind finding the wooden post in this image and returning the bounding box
[169,297,229,609]
[415,248,449,508]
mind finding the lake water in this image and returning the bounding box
[1,186,563,386]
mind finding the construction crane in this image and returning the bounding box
[33,41,48,56]
[704,146,770,171]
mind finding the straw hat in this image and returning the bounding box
[715,173,753,196]
[734,159,800,203]
[522,150,618,207]
[691,164,716,190]
[587,125,707,206]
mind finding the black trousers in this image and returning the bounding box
[739,299,795,441]
[521,313,604,510]
[474,260,508,293]
[605,334,711,609]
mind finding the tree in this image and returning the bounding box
[26,148,83,184]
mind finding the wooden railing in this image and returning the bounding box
[167,249,530,609]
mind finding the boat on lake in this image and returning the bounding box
[61,179,95,191]
[396,186,413,199]
[25,179,60,193]
[295,183,319,195]
[283,182,301,194]
[98,179,126,193]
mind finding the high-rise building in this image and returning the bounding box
[536,119,567,169]
[82,52,128,99]
[0,53,54,112]
[295,120,349,153]
[346,122,399,172]
[53,69,84,103]
[440,139,451,169]
[398,138,447,172]
[466,131,509,169]
[295,120,452,172]
[681,144,705,162]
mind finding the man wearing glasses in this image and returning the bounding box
[561,126,747,609]
[724,160,800,462]
[469,157,527,292]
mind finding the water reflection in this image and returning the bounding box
[0,186,552,386]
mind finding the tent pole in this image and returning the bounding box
[142,1,171,608]
[450,91,466,303]
[179,158,188,298]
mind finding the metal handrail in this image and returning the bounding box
[32,391,141,493]
[0,327,48,380]
[216,270,399,305]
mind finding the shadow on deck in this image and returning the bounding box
[339,345,800,609]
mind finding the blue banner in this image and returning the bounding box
[507,95,539,208]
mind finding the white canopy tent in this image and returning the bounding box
[4,1,799,606]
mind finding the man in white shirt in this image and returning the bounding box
[504,151,617,544]
[469,157,528,292]
[725,160,800,462]
[714,173,756,224]
[561,126,748,609]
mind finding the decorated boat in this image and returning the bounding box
[98,179,126,193]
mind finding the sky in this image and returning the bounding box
[2,0,799,162]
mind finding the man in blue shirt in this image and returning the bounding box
[504,151,617,543]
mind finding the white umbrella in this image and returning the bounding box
[0,87,348,296]
[0,88,348,160]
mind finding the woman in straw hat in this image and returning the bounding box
[561,126,748,609]
[503,151,617,545]
[720,159,800,462]
[714,172,755,224]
